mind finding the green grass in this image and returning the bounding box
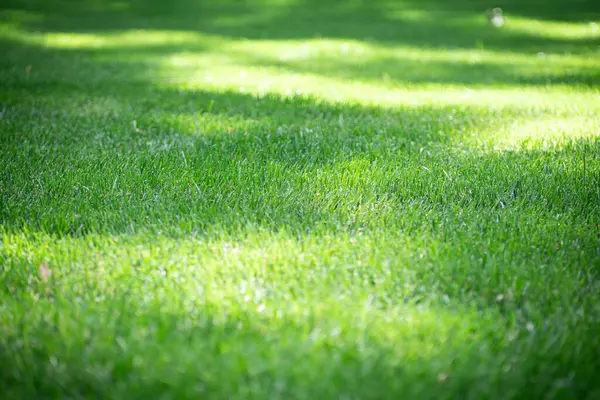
[1,0,600,398]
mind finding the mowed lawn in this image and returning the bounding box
[1,0,600,398]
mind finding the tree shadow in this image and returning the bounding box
[2,64,598,239]
[408,0,600,22]
[1,33,598,235]
[2,8,600,397]
[1,0,598,55]
[1,28,597,94]
[3,36,599,343]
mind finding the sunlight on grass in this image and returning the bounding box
[1,1,600,397]
[2,21,598,152]
[0,227,570,342]
[493,115,599,149]
[505,15,600,40]
[0,25,213,48]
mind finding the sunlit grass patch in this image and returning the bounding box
[503,15,600,40]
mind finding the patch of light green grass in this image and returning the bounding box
[504,15,600,40]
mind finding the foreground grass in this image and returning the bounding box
[1,0,600,398]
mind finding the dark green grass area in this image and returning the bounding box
[1,0,599,50]
[1,0,600,399]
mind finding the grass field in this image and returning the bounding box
[1,0,600,398]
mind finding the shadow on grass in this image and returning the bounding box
[0,30,596,282]
[409,0,600,22]
[2,76,599,237]
[1,0,599,55]
[0,35,599,238]
[1,32,598,93]
[1,9,600,397]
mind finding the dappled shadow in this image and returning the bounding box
[2,0,599,101]
[2,34,598,349]
[1,34,599,239]
[408,0,600,22]
[2,4,600,397]
[1,0,599,55]
[1,28,598,93]
[2,71,599,243]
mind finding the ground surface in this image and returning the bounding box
[1,0,600,398]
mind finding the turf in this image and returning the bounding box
[1,0,600,398]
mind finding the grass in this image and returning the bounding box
[1,0,600,398]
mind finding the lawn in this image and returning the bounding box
[1,0,599,398]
